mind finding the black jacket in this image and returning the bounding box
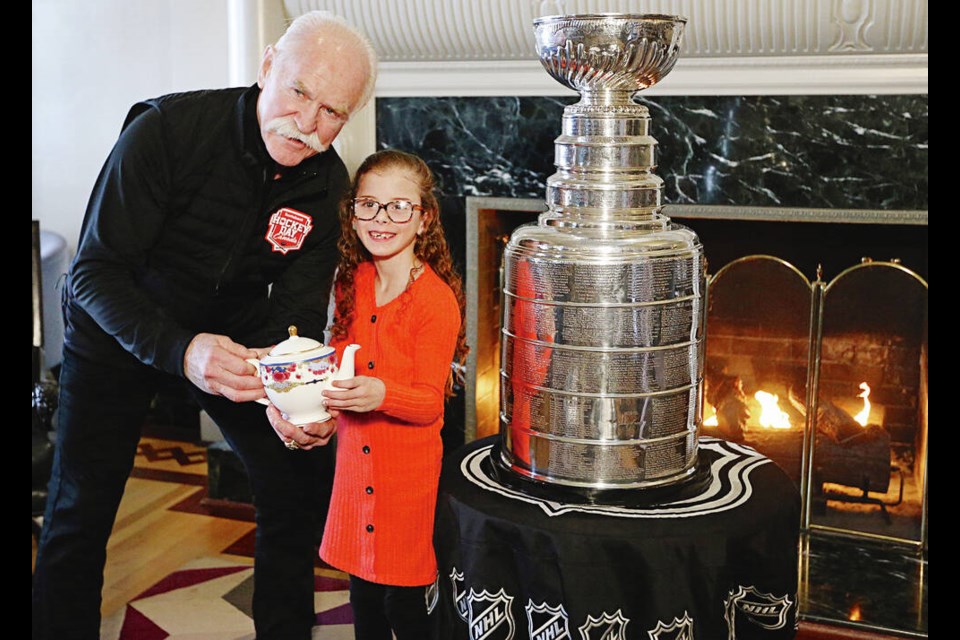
[63,84,347,376]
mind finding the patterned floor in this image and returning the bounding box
[100,557,354,640]
[100,433,355,639]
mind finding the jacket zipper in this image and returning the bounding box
[215,165,269,295]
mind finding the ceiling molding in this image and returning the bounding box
[279,0,927,96]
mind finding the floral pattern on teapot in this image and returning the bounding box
[260,354,338,393]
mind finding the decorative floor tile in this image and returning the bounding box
[101,557,352,640]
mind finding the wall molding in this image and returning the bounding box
[375,53,927,97]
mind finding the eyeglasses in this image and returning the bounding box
[352,198,423,223]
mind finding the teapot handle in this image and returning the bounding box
[245,358,270,406]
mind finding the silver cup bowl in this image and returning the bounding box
[533,13,686,96]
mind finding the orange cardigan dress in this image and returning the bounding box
[320,261,461,586]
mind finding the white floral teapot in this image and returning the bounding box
[247,326,360,425]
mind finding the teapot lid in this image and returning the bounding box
[269,326,327,357]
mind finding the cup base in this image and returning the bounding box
[282,410,333,426]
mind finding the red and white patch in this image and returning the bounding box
[264,208,313,254]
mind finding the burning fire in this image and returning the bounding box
[704,381,878,436]
[703,405,718,427]
[754,391,791,429]
[702,387,795,430]
[848,601,862,622]
[853,382,871,426]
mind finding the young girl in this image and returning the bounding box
[319,149,468,639]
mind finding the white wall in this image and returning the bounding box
[32,0,232,258]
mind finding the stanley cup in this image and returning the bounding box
[497,14,706,490]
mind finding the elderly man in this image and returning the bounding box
[32,11,377,640]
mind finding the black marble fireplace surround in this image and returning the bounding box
[374,92,928,638]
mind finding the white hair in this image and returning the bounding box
[275,10,379,113]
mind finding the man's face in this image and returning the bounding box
[256,35,369,167]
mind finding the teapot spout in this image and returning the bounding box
[337,344,361,379]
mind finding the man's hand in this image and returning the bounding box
[322,376,386,414]
[265,404,337,449]
[184,333,268,402]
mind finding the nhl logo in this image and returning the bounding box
[647,611,695,640]
[450,568,468,621]
[264,207,313,254]
[724,585,793,638]
[577,609,629,640]
[467,588,515,640]
[526,600,570,640]
[426,574,439,615]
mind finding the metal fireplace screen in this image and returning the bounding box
[704,256,928,549]
[703,256,812,487]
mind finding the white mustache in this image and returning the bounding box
[265,116,327,153]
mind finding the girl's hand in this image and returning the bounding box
[322,376,386,414]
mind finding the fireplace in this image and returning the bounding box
[704,254,928,549]
[465,196,928,550]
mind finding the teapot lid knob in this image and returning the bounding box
[288,325,298,337]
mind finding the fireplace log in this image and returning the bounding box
[739,424,891,493]
[814,423,891,493]
[715,396,748,442]
[816,401,868,444]
[784,389,894,494]
[705,372,748,442]
[808,398,891,492]
[740,428,803,484]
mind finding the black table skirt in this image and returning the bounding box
[432,436,800,639]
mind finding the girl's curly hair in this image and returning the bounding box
[329,148,469,397]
